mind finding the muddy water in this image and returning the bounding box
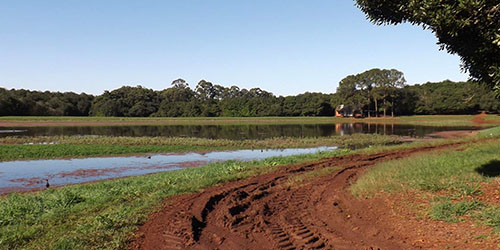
[0,123,477,139]
[0,146,337,194]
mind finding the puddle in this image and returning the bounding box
[0,129,26,133]
[0,146,337,194]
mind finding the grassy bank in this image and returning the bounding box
[0,148,351,250]
[0,114,494,127]
[351,139,500,197]
[0,134,402,161]
[351,126,500,233]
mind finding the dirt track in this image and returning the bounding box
[131,142,466,250]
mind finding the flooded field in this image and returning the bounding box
[0,123,477,139]
[0,146,337,194]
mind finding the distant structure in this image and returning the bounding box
[335,104,363,118]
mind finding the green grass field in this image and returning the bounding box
[351,126,500,232]
[0,114,495,127]
[484,115,500,122]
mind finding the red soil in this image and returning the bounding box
[472,111,500,125]
[130,141,499,250]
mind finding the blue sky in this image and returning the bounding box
[0,0,468,96]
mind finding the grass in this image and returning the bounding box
[0,114,495,127]
[351,139,500,196]
[390,115,478,126]
[351,125,500,234]
[0,148,351,250]
[352,126,500,196]
[478,207,500,231]
[484,115,500,122]
[0,134,402,161]
[430,200,483,223]
[478,126,500,138]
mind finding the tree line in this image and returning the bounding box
[1,72,499,117]
[0,88,93,116]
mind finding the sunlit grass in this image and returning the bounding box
[478,126,500,138]
[351,128,500,232]
[430,200,483,223]
[351,140,500,196]
[484,115,500,122]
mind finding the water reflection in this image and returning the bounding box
[0,123,476,139]
[0,146,337,194]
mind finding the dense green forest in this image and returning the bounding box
[0,88,93,116]
[1,73,499,117]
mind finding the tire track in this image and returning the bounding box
[131,142,466,250]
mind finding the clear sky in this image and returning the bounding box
[0,0,468,96]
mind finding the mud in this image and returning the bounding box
[131,142,468,250]
[57,167,135,178]
[9,177,46,186]
[472,111,500,125]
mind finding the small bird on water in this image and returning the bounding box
[45,179,50,188]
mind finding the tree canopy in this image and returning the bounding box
[1,76,499,117]
[355,0,500,91]
[336,68,406,117]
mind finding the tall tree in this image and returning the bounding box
[355,0,500,92]
[378,69,406,117]
[336,68,406,117]
[336,74,370,115]
[171,78,189,89]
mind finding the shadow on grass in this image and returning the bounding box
[476,160,500,177]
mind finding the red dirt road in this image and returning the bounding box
[131,143,471,250]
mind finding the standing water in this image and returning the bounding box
[0,124,478,139]
[0,146,337,194]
